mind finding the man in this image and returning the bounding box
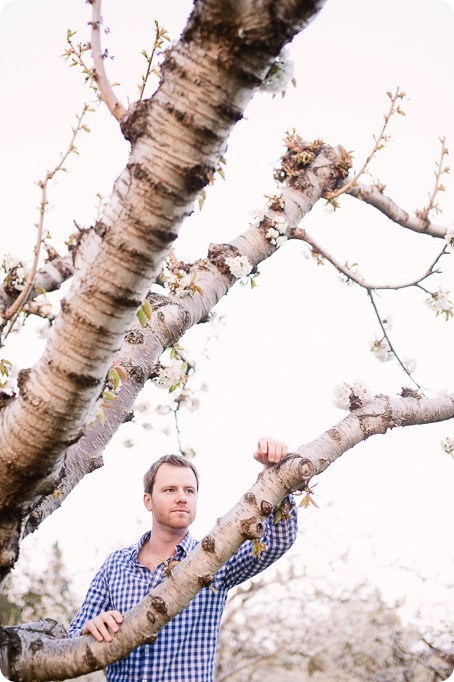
[68,437,298,681]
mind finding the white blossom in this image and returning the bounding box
[266,227,280,242]
[403,357,417,374]
[38,302,53,317]
[382,315,393,331]
[333,380,373,410]
[1,253,21,273]
[441,436,454,456]
[0,374,16,394]
[1,253,31,289]
[273,215,288,234]
[0,361,17,394]
[154,361,185,389]
[224,255,252,279]
[425,288,453,315]
[445,228,454,253]
[249,206,267,227]
[265,216,288,246]
[332,382,352,409]
[351,380,373,404]
[164,270,194,296]
[260,47,295,96]
[369,337,393,362]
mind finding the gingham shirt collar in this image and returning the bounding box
[129,530,196,566]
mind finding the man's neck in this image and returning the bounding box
[146,525,188,559]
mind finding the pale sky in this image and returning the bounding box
[1,0,454,661]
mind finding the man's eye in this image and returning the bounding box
[185,489,195,494]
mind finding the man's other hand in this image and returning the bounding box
[253,437,288,470]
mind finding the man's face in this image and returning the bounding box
[144,463,198,531]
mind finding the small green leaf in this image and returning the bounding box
[142,299,152,320]
[137,309,147,328]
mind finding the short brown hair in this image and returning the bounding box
[143,455,200,495]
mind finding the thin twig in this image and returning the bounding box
[173,407,184,455]
[415,136,449,222]
[138,20,169,101]
[3,105,90,327]
[90,0,127,121]
[291,227,443,291]
[326,87,405,201]
[367,290,424,392]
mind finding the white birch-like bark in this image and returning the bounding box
[347,183,447,239]
[2,393,453,681]
[0,0,327,579]
[19,141,346,543]
[0,254,75,317]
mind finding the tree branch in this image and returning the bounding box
[326,87,406,201]
[2,106,89,328]
[90,0,127,121]
[0,254,75,318]
[0,0,327,577]
[367,289,422,391]
[347,183,448,239]
[17,140,346,545]
[3,392,453,681]
[291,227,443,290]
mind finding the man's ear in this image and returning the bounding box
[143,492,153,512]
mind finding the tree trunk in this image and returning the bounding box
[0,0,326,579]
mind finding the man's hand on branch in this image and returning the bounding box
[253,437,288,470]
[82,610,124,643]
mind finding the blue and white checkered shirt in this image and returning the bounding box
[68,499,297,681]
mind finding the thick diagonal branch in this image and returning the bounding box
[0,0,327,575]
[19,140,345,544]
[3,393,453,681]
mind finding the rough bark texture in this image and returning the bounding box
[0,0,327,580]
[2,393,453,681]
[19,139,345,544]
[0,253,75,315]
[347,183,447,239]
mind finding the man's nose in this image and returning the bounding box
[175,489,188,503]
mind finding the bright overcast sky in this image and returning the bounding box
[1,0,454,648]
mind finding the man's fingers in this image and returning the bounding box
[97,620,114,643]
[256,438,288,464]
[111,610,124,625]
[83,611,123,643]
[258,437,268,455]
[85,621,105,643]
